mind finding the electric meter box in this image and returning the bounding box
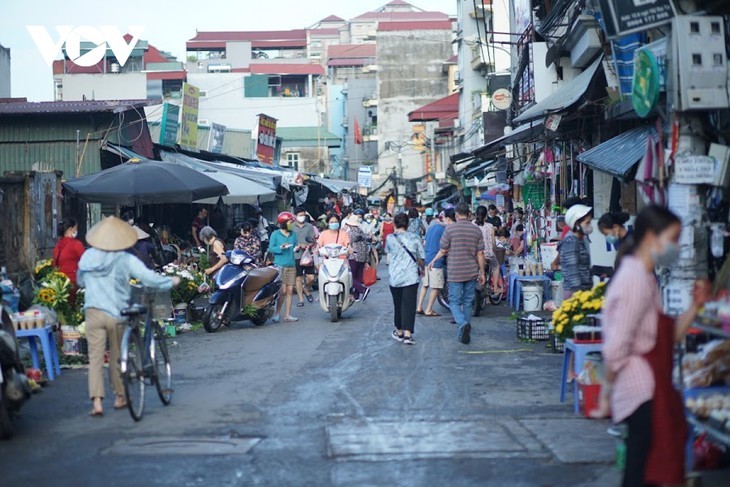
[672,16,730,110]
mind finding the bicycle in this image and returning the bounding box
[119,285,173,421]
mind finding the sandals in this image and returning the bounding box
[296,302,305,308]
[424,311,442,317]
[89,409,103,417]
[416,309,425,315]
[306,294,314,303]
[283,316,299,322]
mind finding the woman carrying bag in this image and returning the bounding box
[385,213,425,345]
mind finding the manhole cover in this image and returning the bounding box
[103,436,261,455]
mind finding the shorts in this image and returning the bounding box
[295,259,316,276]
[281,266,297,287]
[423,267,445,289]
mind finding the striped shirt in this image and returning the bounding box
[602,255,660,423]
[440,220,484,283]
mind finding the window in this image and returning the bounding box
[284,153,300,170]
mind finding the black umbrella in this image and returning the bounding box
[63,158,229,205]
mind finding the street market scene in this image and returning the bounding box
[2,0,730,485]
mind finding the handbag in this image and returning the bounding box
[395,234,425,277]
[300,247,314,267]
[363,264,377,287]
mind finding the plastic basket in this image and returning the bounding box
[550,332,565,353]
[516,317,550,341]
[128,285,172,321]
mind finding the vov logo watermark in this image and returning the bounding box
[27,25,145,67]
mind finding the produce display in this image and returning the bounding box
[683,340,730,389]
[686,393,730,423]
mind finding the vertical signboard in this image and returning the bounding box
[180,83,200,149]
[159,103,180,146]
[209,123,226,154]
[256,113,277,165]
[598,0,675,38]
[357,166,372,188]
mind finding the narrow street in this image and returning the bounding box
[1,265,622,486]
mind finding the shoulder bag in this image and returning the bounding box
[395,234,424,277]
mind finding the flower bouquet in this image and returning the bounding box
[33,271,73,325]
[33,258,54,281]
[551,282,606,341]
[162,263,206,305]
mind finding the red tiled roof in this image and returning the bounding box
[352,11,449,22]
[320,15,345,22]
[0,100,154,115]
[249,63,325,76]
[327,44,376,59]
[327,58,368,67]
[146,71,186,80]
[445,54,458,63]
[309,28,341,36]
[378,20,453,31]
[408,93,459,124]
[187,30,307,50]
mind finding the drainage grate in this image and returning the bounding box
[102,436,262,455]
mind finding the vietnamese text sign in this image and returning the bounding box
[358,166,372,188]
[256,114,277,165]
[209,123,226,154]
[600,0,675,38]
[674,155,715,185]
[159,103,180,146]
[180,83,199,149]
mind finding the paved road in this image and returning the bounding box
[1,266,632,486]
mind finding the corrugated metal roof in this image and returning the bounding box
[514,55,604,123]
[0,100,152,115]
[378,21,453,31]
[277,127,341,143]
[577,126,657,181]
[472,121,545,159]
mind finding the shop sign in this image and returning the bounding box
[632,48,661,118]
[545,113,562,132]
[663,280,694,316]
[673,155,715,184]
[180,83,199,149]
[358,166,372,188]
[159,103,179,146]
[209,123,226,154]
[256,114,277,165]
[599,0,675,39]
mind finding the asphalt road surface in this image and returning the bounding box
[1,265,716,486]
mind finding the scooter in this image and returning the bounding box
[317,244,354,323]
[0,295,30,439]
[202,250,282,333]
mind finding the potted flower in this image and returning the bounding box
[551,282,606,342]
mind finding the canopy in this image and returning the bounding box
[310,176,358,193]
[514,55,604,123]
[159,151,276,204]
[62,158,228,205]
[576,126,658,182]
[472,121,545,159]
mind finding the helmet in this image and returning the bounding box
[425,208,435,216]
[277,211,295,224]
[565,204,592,229]
[442,203,455,211]
[354,208,365,216]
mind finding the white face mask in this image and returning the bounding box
[296,216,306,223]
[581,224,593,235]
[652,239,680,267]
[72,231,78,238]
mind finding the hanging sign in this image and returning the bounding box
[256,114,277,165]
[673,155,715,184]
[632,48,661,118]
[180,83,199,149]
[545,113,562,132]
[209,123,226,154]
[159,103,180,146]
[599,0,676,39]
[358,166,372,188]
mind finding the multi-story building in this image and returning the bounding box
[52,37,185,102]
[0,44,9,98]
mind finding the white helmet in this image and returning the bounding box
[565,204,592,229]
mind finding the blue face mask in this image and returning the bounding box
[329,223,340,231]
[606,234,618,245]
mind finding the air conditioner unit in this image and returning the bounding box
[198,119,210,126]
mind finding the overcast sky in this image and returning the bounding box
[0,0,455,101]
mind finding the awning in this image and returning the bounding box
[159,151,276,204]
[514,55,604,124]
[310,176,358,193]
[472,121,545,159]
[408,93,459,125]
[577,125,657,182]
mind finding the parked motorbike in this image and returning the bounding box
[437,264,504,316]
[202,250,282,333]
[0,305,30,439]
[317,243,354,323]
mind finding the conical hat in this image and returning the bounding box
[133,225,150,240]
[86,216,138,251]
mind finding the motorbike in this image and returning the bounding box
[317,243,354,323]
[437,263,505,317]
[202,250,282,333]
[0,295,30,439]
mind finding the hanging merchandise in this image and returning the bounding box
[636,131,665,205]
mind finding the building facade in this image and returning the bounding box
[0,44,10,98]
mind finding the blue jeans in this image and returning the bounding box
[449,280,476,336]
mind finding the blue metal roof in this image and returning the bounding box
[577,125,657,181]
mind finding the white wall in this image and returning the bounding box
[58,73,147,101]
[531,43,581,103]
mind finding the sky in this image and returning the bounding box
[0,0,456,101]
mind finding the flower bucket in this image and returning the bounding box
[522,285,543,312]
[62,330,82,355]
[172,303,187,324]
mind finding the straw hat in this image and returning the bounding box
[133,225,150,240]
[345,215,360,227]
[86,216,138,251]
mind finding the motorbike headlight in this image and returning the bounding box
[230,253,244,266]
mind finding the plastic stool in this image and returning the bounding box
[16,325,61,381]
[559,339,602,414]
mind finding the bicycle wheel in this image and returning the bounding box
[121,326,146,421]
[153,324,173,405]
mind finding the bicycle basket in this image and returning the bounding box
[128,284,172,320]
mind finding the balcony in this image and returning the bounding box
[362,124,378,142]
[471,47,493,72]
[363,95,378,108]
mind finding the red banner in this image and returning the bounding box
[256,114,277,165]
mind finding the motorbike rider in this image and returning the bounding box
[269,212,298,323]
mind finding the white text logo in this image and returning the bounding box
[27,25,145,67]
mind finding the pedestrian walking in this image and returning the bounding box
[429,203,485,344]
[416,208,453,316]
[52,217,85,285]
[600,206,706,487]
[385,213,425,345]
[344,214,370,301]
[269,212,298,323]
[292,207,316,307]
[474,206,503,294]
[77,216,178,417]
[381,213,395,249]
[407,208,424,239]
[559,204,593,300]
[598,211,633,267]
